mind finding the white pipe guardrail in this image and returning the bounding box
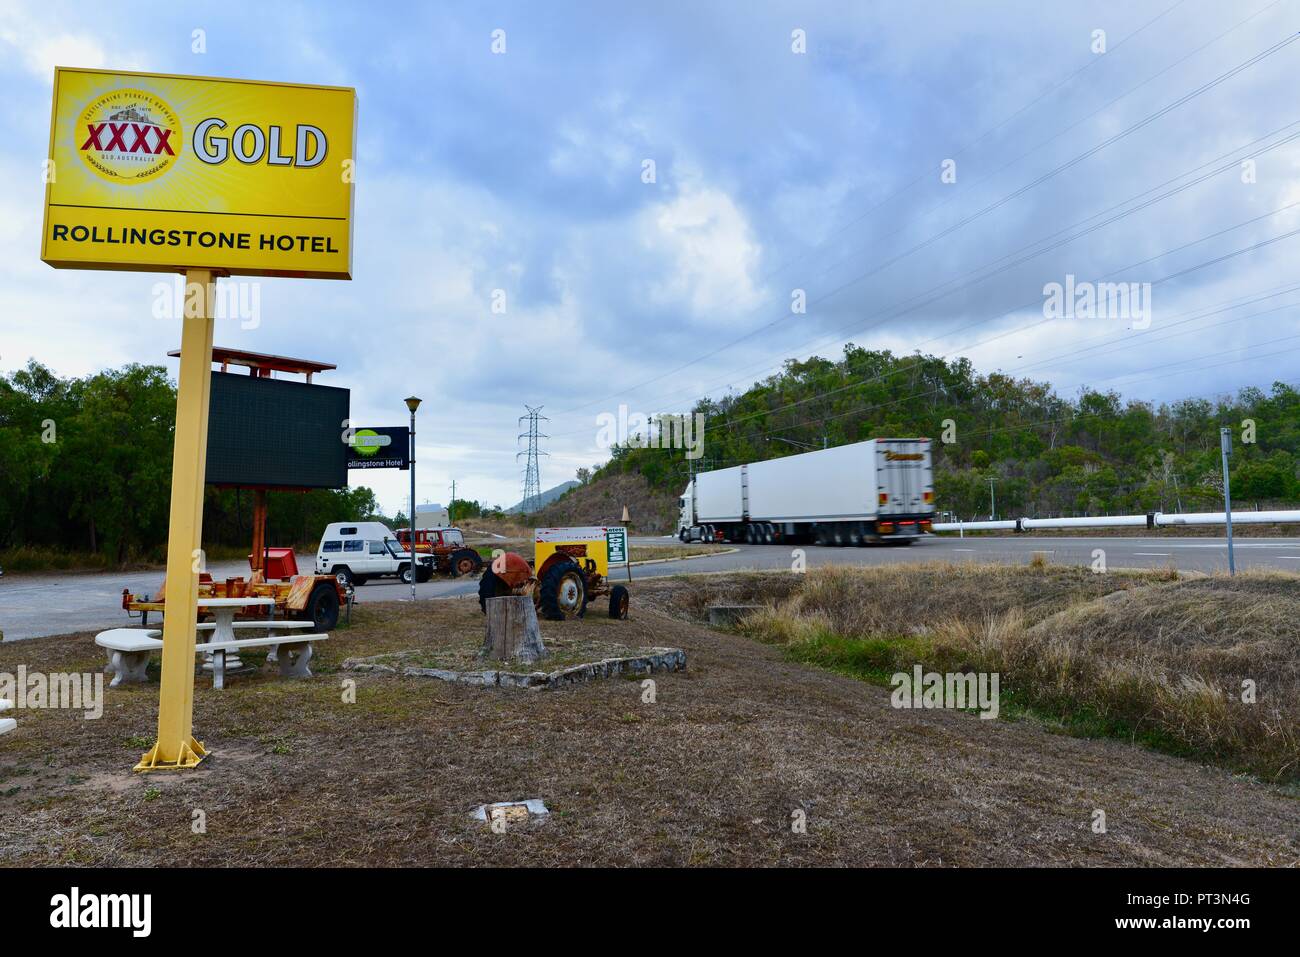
[932,510,1300,533]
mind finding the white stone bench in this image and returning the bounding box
[195,620,315,664]
[196,634,326,689]
[95,628,327,689]
[94,628,163,687]
[195,620,316,631]
[0,698,13,737]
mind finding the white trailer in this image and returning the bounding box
[678,438,935,546]
[415,504,450,528]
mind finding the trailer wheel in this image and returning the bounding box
[609,584,630,620]
[450,548,482,578]
[539,558,587,621]
[478,566,513,613]
[305,582,341,631]
[764,524,776,544]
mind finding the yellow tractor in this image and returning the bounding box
[478,526,630,621]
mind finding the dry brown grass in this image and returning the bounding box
[647,561,1138,636]
[531,472,678,532]
[460,516,534,540]
[720,563,1300,782]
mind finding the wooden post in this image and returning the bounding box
[135,269,215,772]
[249,488,268,575]
[483,596,547,664]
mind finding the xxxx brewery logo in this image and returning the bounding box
[76,89,181,183]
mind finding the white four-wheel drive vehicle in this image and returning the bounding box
[315,521,434,586]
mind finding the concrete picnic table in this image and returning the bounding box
[195,596,276,672]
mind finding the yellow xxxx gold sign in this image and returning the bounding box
[42,67,356,279]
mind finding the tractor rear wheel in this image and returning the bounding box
[450,548,482,578]
[305,582,341,631]
[609,584,630,619]
[539,558,587,621]
[478,566,513,613]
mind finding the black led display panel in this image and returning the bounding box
[204,372,350,489]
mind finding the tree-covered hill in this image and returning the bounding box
[591,345,1300,524]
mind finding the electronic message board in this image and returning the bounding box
[204,372,349,489]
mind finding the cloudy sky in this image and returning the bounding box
[2,0,1298,514]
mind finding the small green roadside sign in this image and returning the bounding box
[606,526,628,565]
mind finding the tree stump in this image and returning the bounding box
[483,596,548,664]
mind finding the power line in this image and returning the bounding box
[745,0,1196,291]
[548,120,1300,434]
[558,201,1300,448]
[651,217,1300,461]
[557,10,1295,419]
[694,203,1300,434]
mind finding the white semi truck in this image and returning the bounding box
[678,438,935,546]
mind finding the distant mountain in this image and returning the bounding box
[506,480,580,514]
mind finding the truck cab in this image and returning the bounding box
[678,487,694,541]
[315,521,434,586]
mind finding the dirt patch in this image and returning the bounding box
[352,633,667,673]
[0,582,1295,866]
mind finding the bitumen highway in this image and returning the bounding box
[2,534,1297,642]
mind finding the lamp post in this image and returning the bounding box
[405,396,422,601]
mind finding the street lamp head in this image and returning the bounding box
[405,396,422,414]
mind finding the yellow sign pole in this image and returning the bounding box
[135,269,216,772]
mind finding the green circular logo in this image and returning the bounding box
[354,429,382,456]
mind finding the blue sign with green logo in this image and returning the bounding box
[346,426,409,470]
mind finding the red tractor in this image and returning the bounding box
[394,526,484,578]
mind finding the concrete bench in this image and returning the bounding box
[195,620,316,631]
[195,619,315,664]
[95,628,327,689]
[94,628,163,687]
[0,698,13,737]
[195,634,327,689]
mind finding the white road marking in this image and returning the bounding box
[1134,552,1171,557]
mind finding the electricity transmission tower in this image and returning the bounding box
[517,405,549,513]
